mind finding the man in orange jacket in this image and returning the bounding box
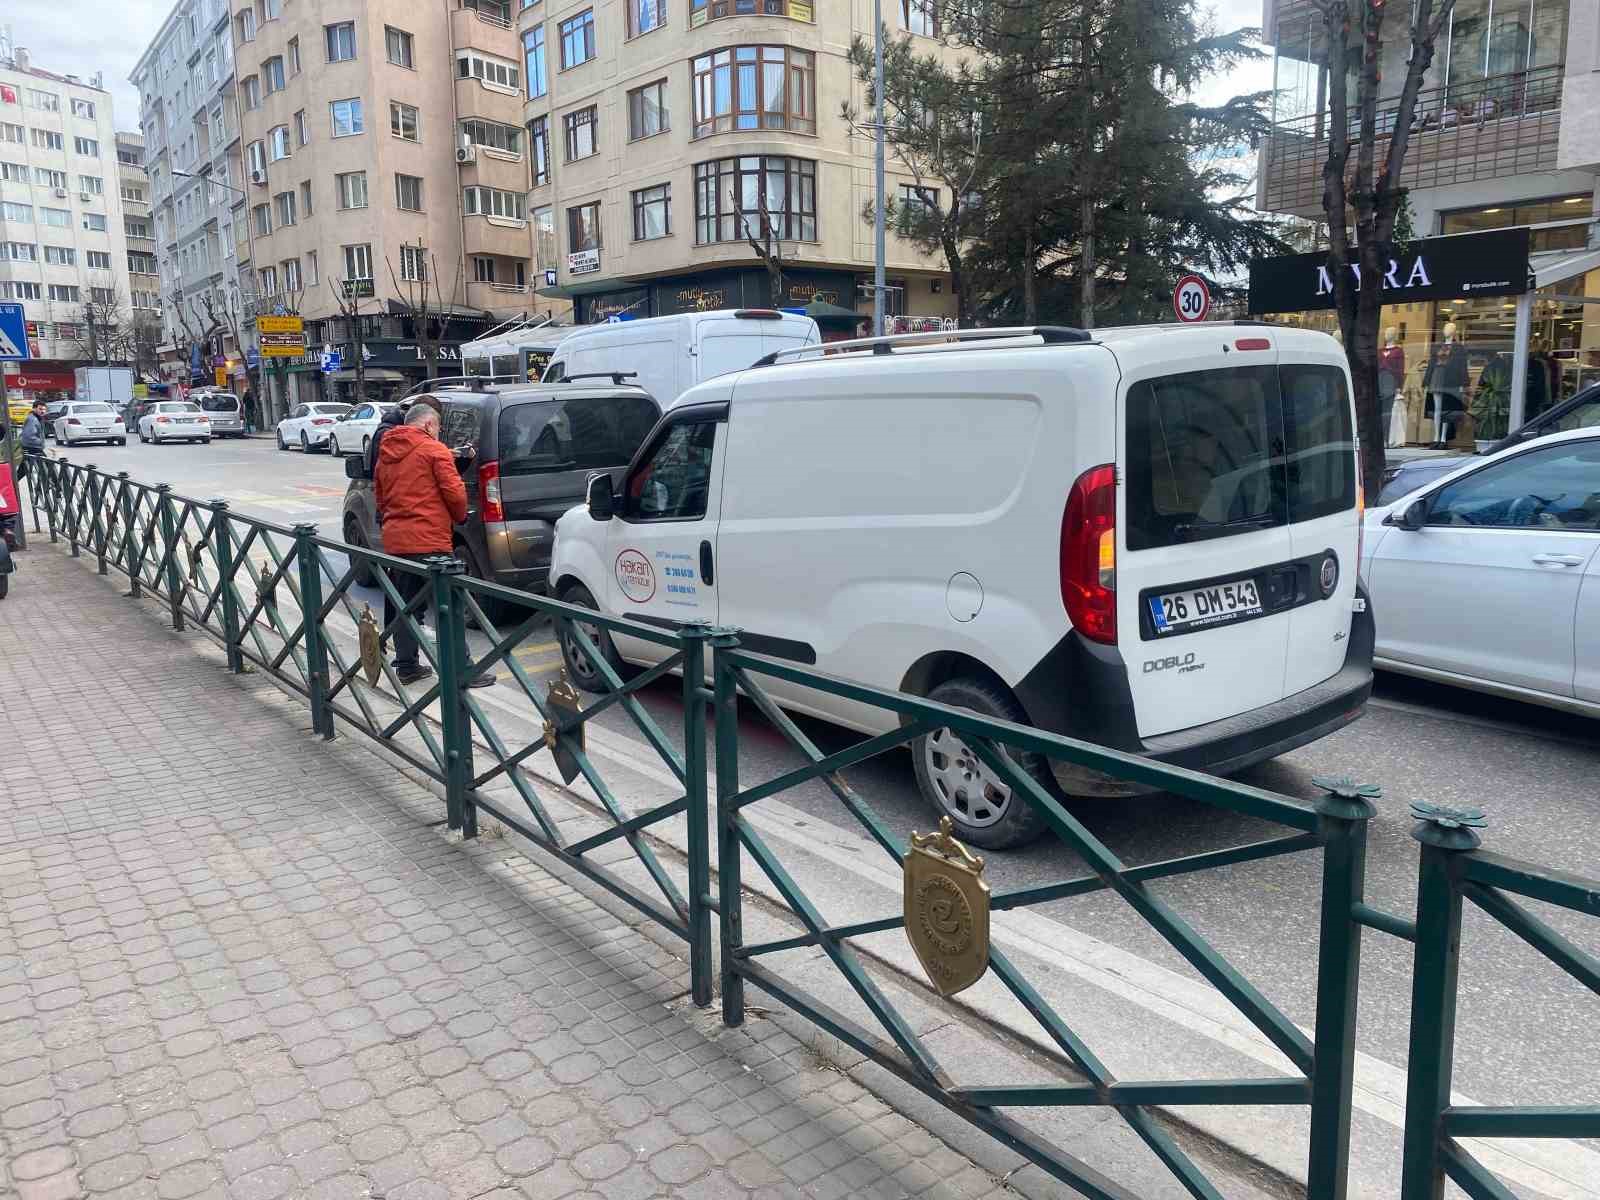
[374,403,492,686]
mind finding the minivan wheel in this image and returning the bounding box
[557,583,628,693]
[344,518,376,588]
[912,677,1052,850]
[459,544,513,630]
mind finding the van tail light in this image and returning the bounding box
[1355,450,1366,571]
[479,460,504,525]
[1061,463,1117,644]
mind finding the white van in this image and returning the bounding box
[542,309,820,407]
[549,324,1373,848]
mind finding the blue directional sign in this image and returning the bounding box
[0,302,30,361]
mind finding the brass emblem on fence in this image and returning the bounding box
[186,537,203,584]
[543,670,586,785]
[358,604,383,687]
[104,502,117,538]
[903,817,991,997]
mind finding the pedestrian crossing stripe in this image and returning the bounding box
[0,326,22,359]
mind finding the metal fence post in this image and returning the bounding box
[65,464,83,557]
[212,501,243,672]
[92,468,109,575]
[118,472,139,597]
[41,459,57,545]
[157,485,184,630]
[680,624,714,1009]
[430,556,475,837]
[1306,778,1379,1200]
[295,523,335,739]
[711,631,744,1026]
[1400,802,1484,1200]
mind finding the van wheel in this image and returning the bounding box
[557,583,627,694]
[459,544,513,630]
[912,677,1052,850]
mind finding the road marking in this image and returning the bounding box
[1369,695,1597,751]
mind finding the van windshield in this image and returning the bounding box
[498,396,659,475]
[1125,364,1353,550]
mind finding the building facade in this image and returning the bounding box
[0,46,136,396]
[1256,0,1600,440]
[518,0,958,326]
[116,132,162,365]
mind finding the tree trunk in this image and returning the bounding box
[1022,227,1037,323]
[1080,193,1096,331]
[942,232,973,328]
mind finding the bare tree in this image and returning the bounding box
[742,210,786,308]
[70,290,131,366]
[1310,0,1456,500]
[122,312,162,379]
[386,243,464,381]
[325,277,371,402]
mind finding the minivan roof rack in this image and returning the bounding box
[564,371,640,386]
[753,325,1092,367]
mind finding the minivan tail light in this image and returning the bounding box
[479,460,504,524]
[1235,337,1272,351]
[734,308,782,319]
[1061,463,1117,644]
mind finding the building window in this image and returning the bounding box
[457,51,521,90]
[283,258,302,291]
[627,80,669,140]
[1,201,31,221]
[268,125,291,160]
[694,155,816,243]
[253,203,272,236]
[120,184,145,203]
[534,205,556,272]
[400,244,427,282]
[343,243,373,281]
[523,28,547,99]
[395,173,423,211]
[306,250,318,285]
[330,98,364,137]
[460,118,520,154]
[274,190,297,226]
[0,163,28,184]
[48,285,80,303]
[81,213,106,232]
[294,110,309,146]
[559,10,596,68]
[73,136,98,156]
[259,266,278,296]
[568,200,601,254]
[462,186,526,220]
[241,75,261,110]
[299,179,314,216]
[631,183,670,240]
[288,36,301,74]
[87,251,112,270]
[386,26,414,68]
[126,218,151,238]
[563,106,597,161]
[902,0,937,36]
[691,46,815,138]
[687,0,810,22]
[336,171,368,209]
[89,287,114,304]
[263,0,281,20]
[263,56,285,92]
[247,140,267,176]
[43,245,76,266]
[27,90,60,112]
[35,168,66,189]
[0,123,22,143]
[0,242,37,262]
[528,117,550,185]
[896,183,939,230]
[71,97,95,119]
[628,0,665,37]
[473,256,496,284]
[40,208,70,227]
[32,130,63,151]
[0,281,41,300]
[325,22,357,63]
[390,102,420,141]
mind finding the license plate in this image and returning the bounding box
[1149,577,1262,636]
[178,418,196,424]
[89,427,108,433]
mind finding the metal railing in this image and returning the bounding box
[21,456,1599,1199]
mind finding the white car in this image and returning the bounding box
[277,402,353,452]
[1363,427,1600,718]
[139,401,211,444]
[328,401,398,458]
[53,401,127,446]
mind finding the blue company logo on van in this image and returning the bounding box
[1143,653,1205,675]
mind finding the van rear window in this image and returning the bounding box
[198,395,238,411]
[1124,364,1353,551]
[497,396,658,476]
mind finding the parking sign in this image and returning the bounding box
[0,303,30,361]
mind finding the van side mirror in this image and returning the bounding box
[1387,497,1428,531]
[345,455,370,482]
[587,473,615,520]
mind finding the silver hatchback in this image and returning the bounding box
[193,391,246,436]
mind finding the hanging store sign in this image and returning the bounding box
[567,249,601,276]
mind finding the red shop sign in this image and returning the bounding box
[5,367,76,390]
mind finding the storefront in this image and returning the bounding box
[574,268,865,326]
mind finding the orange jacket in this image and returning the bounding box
[374,424,468,556]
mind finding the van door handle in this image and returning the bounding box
[1530,553,1584,567]
[699,539,714,586]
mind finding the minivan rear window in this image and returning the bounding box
[198,394,238,411]
[498,396,659,476]
[1125,364,1353,551]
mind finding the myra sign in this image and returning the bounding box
[1247,226,1529,314]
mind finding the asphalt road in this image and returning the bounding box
[44,434,1600,1171]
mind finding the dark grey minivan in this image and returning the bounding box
[342,382,660,605]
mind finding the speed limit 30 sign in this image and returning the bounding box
[1173,275,1211,323]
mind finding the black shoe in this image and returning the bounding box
[394,662,433,685]
[465,672,496,689]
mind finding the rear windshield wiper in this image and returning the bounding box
[1172,516,1276,543]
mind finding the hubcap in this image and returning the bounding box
[924,727,1012,829]
[562,617,603,684]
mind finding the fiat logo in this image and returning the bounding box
[1319,554,1339,596]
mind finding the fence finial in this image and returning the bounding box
[1408,800,1486,851]
[1312,774,1381,820]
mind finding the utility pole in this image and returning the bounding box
[873,0,886,337]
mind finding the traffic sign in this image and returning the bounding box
[257,331,307,357]
[0,303,30,360]
[256,315,304,335]
[1173,275,1211,323]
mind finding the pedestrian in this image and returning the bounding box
[373,402,493,687]
[18,399,48,482]
[242,391,257,435]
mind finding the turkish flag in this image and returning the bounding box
[0,86,16,105]
[0,462,18,517]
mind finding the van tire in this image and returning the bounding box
[557,582,628,693]
[912,677,1052,850]
[459,543,513,630]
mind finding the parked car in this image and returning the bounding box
[52,401,126,447]
[542,309,820,408]
[1363,427,1600,717]
[139,401,211,444]
[277,402,353,452]
[192,390,247,437]
[41,399,71,440]
[342,382,660,602]
[328,402,398,458]
[551,324,1375,849]
[1377,382,1600,504]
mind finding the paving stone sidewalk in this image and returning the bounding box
[0,547,1019,1199]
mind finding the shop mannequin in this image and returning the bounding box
[1423,322,1467,447]
[1378,327,1405,447]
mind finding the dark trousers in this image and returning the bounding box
[385,553,433,668]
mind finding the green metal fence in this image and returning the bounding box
[23,457,1600,1200]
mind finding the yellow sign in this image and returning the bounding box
[214,368,228,388]
[256,315,304,335]
[903,817,991,997]
[258,331,306,358]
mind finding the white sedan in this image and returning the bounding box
[328,401,398,458]
[277,402,353,452]
[53,401,127,446]
[1362,427,1600,718]
[139,401,211,444]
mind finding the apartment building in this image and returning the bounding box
[518,0,958,326]
[117,133,161,329]
[1255,0,1600,438]
[131,0,250,390]
[0,46,135,396]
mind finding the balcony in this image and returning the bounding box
[1259,65,1564,218]
[455,146,526,193]
[463,215,532,260]
[466,279,531,312]
[451,6,518,59]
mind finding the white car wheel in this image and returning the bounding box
[330,435,341,456]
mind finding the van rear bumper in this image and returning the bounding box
[1015,587,1375,796]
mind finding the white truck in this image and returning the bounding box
[75,366,135,409]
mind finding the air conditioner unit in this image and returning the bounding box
[455,145,476,164]
[250,169,267,186]
[53,187,68,198]
[78,192,91,202]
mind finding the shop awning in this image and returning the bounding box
[326,368,407,383]
[1531,244,1600,290]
